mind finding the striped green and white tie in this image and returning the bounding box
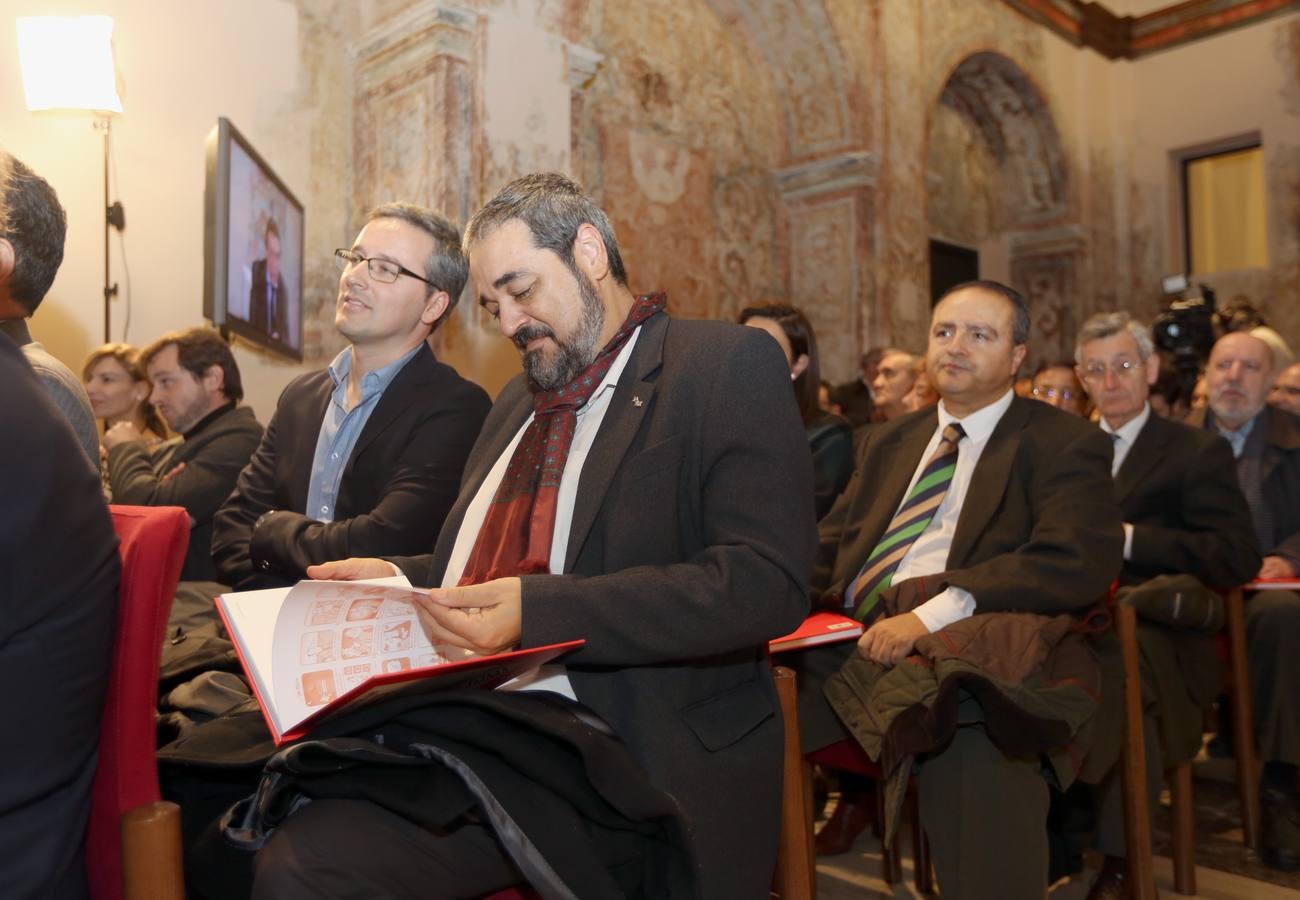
[847,422,966,622]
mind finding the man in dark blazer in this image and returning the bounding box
[247,219,289,343]
[1073,312,1259,899]
[0,332,119,899]
[1190,327,1300,871]
[798,281,1123,900]
[833,346,880,427]
[212,204,490,590]
[106,327,263,582]
[254,174,815,899]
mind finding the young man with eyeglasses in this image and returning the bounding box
[211,203,490,590]
[1070,311,1259,898]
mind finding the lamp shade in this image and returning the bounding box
[16,15,122,113]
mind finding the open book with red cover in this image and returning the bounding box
[217,576,583,745]
[769,610,864,653]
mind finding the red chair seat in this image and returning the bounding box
[86,506,189,900]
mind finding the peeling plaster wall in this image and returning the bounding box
[3,0,1297,407]
[571,0,787,324]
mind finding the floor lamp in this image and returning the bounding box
[16,15,124,343]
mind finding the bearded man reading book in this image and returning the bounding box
[234,173,816,899]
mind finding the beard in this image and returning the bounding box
[518,272,606,391]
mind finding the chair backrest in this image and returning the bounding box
[86,505,189,900]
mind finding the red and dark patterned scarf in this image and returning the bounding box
[457,292,667,584]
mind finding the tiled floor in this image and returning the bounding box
[812,765,1300,899]
[814,835,1299,898]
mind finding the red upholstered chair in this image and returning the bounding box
[806,737,933,893]
[86,505,189,900]
[768,660,933,898]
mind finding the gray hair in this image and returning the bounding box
[464,173,628,285]
[1075,312,1154,364]
[366,203,468,327]
[1248,325,1293,375]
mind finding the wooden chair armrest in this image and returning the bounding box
[122,800,184,900]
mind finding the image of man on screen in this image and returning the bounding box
[248,218,288,343]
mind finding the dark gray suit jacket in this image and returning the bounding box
[1117,412,1259,587]
[815,396,1123,612]
[1190,403,1300,566]
[108,405,263,581]
[1,333,119,899]
[395,314,815,898]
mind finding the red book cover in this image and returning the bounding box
[216,578,583,745]
[769,611,863,654]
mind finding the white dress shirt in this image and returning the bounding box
[440,329,643,699]
[890,389,1016,633]
[1100,402,1151,560]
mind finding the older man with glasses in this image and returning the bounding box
[1070,312,1259,898]
[1189,326,1300,872]
[211,202,490,591]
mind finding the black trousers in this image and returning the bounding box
[791,643,1051,900]
[252,799,524,900]
[1248,589,1300,766]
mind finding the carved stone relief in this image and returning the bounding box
[937,52,1069,227]
[713,170,778,322]
[703,0,854,159]
[1011,248,1079,368]
[788,198,862,382]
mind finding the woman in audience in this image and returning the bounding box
[83,344,169,498]
[901,366,939,413]
[1031,360,1090,417]
[82,343,168,446]
[739,303,853,520]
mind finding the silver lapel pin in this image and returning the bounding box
[632,395,644,407]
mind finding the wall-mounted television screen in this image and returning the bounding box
[203,117,304,360]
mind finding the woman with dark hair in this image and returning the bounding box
[739,302,853,519]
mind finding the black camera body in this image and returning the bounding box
[1152,276,1217,395]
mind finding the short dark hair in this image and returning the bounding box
[0,153,67,314]
[366,203,467,332]
[738,301,821,426]
[464,173,629,286]
[936,279,1031,345]
[140,327,243,403]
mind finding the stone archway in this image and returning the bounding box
[926,50,1082,368]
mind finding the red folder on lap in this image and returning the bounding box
[769,611,863,654]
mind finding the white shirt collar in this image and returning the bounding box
[936,388,1015,444]
[1100,402,1151,446]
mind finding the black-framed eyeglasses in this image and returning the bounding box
[334,248,436,287]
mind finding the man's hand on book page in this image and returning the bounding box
[416,577,523,656]
[305,557,401,580]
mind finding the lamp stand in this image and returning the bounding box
[96,115,125,342]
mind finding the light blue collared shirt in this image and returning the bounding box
[1217,415,1256,459]
[305,344,421,522]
